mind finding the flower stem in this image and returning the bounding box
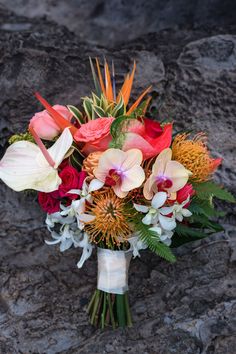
[90,289,100,325]
[107,293,116,329]
[124,292,133,327]
[116,294,126,328]
[87,289,97,314]
[101,291,107,329]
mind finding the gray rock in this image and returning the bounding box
[1,0,236,46]
[0,5,236,354]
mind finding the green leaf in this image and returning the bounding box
[131,99,148,117]
[83,98,93,120]
[189,198,226,218]
[190,214,224,232]
[110,115,136,139]
[192,181,235,203]
[175,223,210,238]
[92,105,106,118]
[92,92,101,106]
[89,57,102,96]
[133,216,176,262]
[101,94,109,111]
[67,105,84,124]
[111,96,126,118]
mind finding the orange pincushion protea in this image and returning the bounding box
[172,133,222,182]
[85,189,133,246]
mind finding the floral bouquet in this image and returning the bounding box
[0,58,235,329]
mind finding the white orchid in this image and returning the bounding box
[0,128,73,192]
[149,225,174,246]
[45,224,79,252]
[45,220,93,268]
[134,191,176,231]
[171,196,192,222]
[61,178,103,230]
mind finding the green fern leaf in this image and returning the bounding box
[192,181,235,203]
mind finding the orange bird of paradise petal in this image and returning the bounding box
[117,62,136,106]
[34,92,77,136]
[104,60,114,102]
[127,85,152,115]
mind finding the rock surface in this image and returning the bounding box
[0,4,236,354]
[1,0,236,46]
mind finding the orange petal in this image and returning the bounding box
[116,73,130,104]
[35,92,77,136]
[127,86,152,115]
[116,61,136,106]
[122,62,136,106]
[104,60,114,102]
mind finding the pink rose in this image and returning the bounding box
[38,191,60,214]
[58,166,86,199]
[122,119,173,160]
[74,117,114,155]
[30,105,73,140]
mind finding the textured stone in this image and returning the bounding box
[0,5,236,354]
[1,0,236,46]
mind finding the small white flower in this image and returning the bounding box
[171,196,192,222]
[149,224,174,246]
[134,191,176,231]
[45,224,77,252]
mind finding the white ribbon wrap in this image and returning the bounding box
[97,248,132,295]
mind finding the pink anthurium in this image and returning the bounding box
[94,148,145,198]
[144,148,192,200]
[122,121,173,160]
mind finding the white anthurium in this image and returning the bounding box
[134,191,176,231]
[171,196,192,222]
[0,128,73,192]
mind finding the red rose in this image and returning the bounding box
[122,118,173,160]
[176,184,195,205]
[58,166,86,199]
[143,118,163,139]
[38,192,60,214]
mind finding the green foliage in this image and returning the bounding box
[9,132,34,144]
[136,219,176,262]
[125,206,176,262]
[109,115,137,149]
[89,57,102,97]
[189,197,226,218]
[82,93,127,121]
[192,181,235,203]
[171,223,209,247]
[67,105,84,124]
[131,99,149,118]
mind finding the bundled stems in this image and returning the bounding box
[88,290,132,329]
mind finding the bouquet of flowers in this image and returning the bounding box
[0,58,235,329]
